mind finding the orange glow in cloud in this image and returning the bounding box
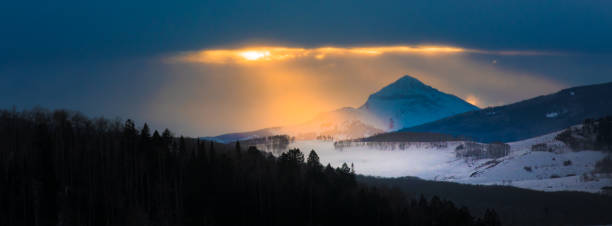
[171,45,559,65]
[173,45,468,64]
[158,44,565,135]
[240,50,270,60]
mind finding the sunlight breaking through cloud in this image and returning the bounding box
[172,45,466,64]
[170,45,561,64]
[150,44,570,135]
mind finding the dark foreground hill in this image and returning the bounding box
[359,176,612,226]
[0,108,495,226]
[403,81,612,142]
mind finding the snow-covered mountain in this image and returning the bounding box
[360,75,479,130]
[207,75,477,142]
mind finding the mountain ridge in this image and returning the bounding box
[401,81,612,142]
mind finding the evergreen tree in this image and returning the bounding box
[179,136,186,152]
[340,162,351,174]
[307,150,322,170]
[481,209,501,226]
[235,141,242,158]
[124,119,137,137]
[162,128,173,145]
[152,130,161,144]
[141,123,151,140]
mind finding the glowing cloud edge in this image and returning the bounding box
[168,45,562,64]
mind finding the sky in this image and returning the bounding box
[1,0,612,136]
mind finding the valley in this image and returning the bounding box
[245,127,611,194]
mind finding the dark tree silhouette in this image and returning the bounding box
[0,108,496,226]
[307,150,322,170]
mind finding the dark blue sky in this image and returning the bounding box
[2,0,612,135]
[3,1,612,60]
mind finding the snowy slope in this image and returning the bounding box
[255,128,611,193]
[457,129,610,192]
[360,75,479,130]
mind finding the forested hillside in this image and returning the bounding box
[555,116,612,152]
[360,176,612,226]
[0,108,497,226]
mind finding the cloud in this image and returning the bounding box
[169,45,560,65]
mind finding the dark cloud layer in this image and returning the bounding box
[2,0,611,62]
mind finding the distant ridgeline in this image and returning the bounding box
[0,108,501,226]
[403,81,612,143]
[360,131,467,142]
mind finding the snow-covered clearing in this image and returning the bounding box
[258,130,611,193]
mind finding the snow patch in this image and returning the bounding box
[546,112,559,118]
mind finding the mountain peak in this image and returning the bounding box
[367,75,437,100]
[359,74,478,130]
[396,75,426,85]
[386,75,429,90]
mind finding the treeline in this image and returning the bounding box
[595,155,612,173]
[333,140,451,151]
[359,131,467,143]
[333,132,467,150]
[0,108,499,226]
[556,116,612,151]
[555,116,612,174]
[235,134,292,155]
[316,135,334,141]
[455,142,510,160]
